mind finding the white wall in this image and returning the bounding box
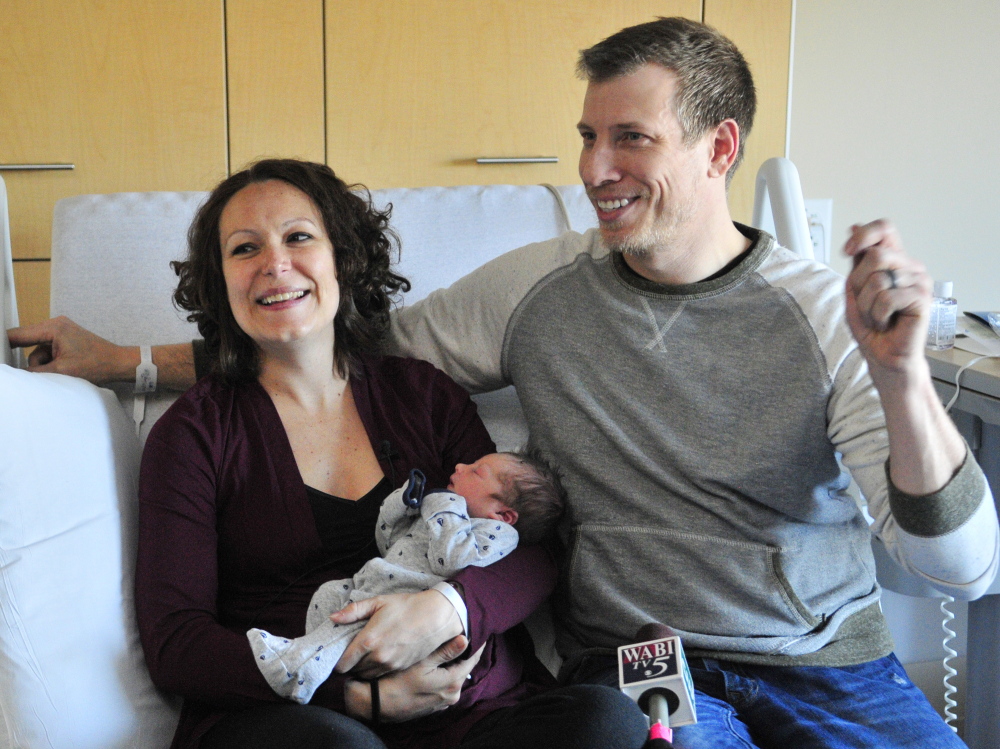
[790,0,1000,311]
[789,3,1000,729]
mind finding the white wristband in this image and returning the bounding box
[132,346,157,437]
[431,581,469,636]
[135,345,157,394]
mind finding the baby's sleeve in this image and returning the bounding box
[420,492,518,576]
[375,484,419,555]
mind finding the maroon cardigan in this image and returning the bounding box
[135,355,556,749]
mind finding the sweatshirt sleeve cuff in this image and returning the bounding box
[886,445,987,537]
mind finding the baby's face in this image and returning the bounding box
[448,453,519,525]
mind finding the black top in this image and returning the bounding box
[305,476,393,575]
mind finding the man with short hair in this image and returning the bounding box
[10,17,997,748]
[387,17,996,748]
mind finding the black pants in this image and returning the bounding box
[202,685,648,749]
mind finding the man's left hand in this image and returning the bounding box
[843,219,933,379]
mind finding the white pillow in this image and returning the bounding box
[0,365,179,748]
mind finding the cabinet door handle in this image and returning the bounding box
[475,157,558,164]
[0,164,75,171]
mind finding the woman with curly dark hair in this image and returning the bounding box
[171,160,409,385]
[135,160,640,749]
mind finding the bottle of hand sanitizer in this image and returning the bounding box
[927,281,957,351]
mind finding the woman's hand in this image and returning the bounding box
[332,589,464,679]
[344,638,485,723]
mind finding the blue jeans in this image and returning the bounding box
[568,653,966,749]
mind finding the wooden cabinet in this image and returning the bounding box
[324,1,701,189]
[0,0,228,325]
[706,0,793,224]
[226,0,326,169]
[322,0,791,223]
[3,1,791,328]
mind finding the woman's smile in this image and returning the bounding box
[258,288,308,307]
[219,179,339,350]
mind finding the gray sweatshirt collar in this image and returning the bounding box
[610,222,774,299]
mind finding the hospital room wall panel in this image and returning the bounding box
[324,1,703,189]
[0,0,228,263]
[322,0,792,222]
[11,261,49,329]
[226,0,326,169]
[705,0,794,225]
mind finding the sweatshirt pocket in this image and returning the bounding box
[565,524,821,648]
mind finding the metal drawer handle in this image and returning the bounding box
[0,164,75,171]
[476,157,558,164]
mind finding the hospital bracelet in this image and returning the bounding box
[431,581,469,636]
[131,346,158,437]
[134,345,157,394]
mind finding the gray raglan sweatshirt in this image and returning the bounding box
[388,225,999,667]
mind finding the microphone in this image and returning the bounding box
[618,623,697,747]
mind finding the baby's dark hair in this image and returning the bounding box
[495,449,567,545]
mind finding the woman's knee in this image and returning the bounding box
[203,704,387,749]
[462,685,648,748]
[561,684,649,741]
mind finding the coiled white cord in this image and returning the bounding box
[936,350,999,732]
[939,596,959,731]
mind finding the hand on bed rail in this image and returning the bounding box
[7,316,125,384]
[6,316,197,390]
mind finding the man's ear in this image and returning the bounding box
[707,119,740,179]
[497,507,519,526]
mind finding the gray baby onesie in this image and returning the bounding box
[248,482,518,703]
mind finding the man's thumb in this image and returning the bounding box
[430,635,469,665]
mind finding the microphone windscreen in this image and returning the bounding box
[642,740,674,749]
[635,623,676,642]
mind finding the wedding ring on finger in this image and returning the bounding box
[882,268,898,290]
